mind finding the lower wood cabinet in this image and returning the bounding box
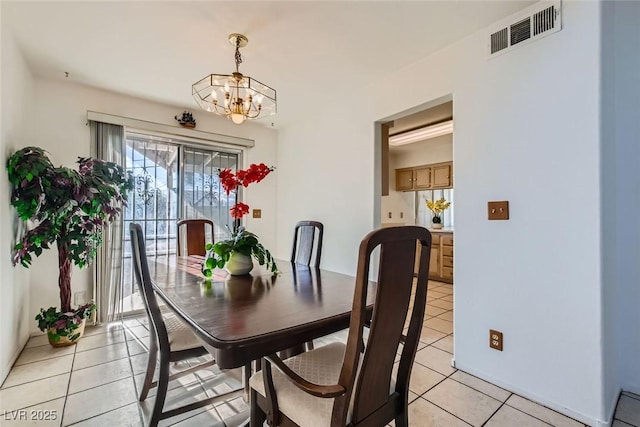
[429,231,453,283]
[428,234,441,276]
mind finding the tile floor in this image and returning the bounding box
[1,281,638,426]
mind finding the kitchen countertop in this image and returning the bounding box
[380,223,453,233]
[426,227,454,233]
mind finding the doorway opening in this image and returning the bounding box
[375,95,455,363]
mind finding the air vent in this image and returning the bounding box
[533,5,556,36]
[490,28,509,54]
[510,18,531,46]
[487,1,562,59]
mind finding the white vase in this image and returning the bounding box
[225,252,254,275]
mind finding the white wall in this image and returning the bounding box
[382,135,453,224]
[392,134,453,169]
[277,2,606,424]
[28,78,278,333]
[601,0,640,419]
[0,26,34,383]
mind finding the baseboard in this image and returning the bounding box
[454,362,599,426]
[0,334,30,387]
[597,386,621,427]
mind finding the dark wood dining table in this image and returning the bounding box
[147,256,377,369]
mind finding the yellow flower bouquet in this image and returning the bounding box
[426,197,451,229]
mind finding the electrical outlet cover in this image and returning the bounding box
[489,329,503,351]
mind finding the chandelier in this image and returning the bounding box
[192,33,277,125]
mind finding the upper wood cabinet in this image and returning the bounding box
[395,161,453,191]
[414,166,432,189]
[395,169,415,191]
[431,163,452,188]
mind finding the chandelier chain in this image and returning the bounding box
[234,39,243,73]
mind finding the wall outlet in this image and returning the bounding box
[400,212,404,219]
[490,329,503,351]
[252,209,262,219]
[74,291,87,306]
[388,212,392,218]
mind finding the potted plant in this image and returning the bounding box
[203,225,277,276]
[7,146,132,346]
[202,163,277,276]
[426,197,451,229]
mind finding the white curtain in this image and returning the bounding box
[90,121,126,323]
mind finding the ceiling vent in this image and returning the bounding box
[487,1,562,58]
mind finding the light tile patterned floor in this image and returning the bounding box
[1,281,638,426]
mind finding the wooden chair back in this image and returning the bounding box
[334,226,431,425]
[130,223,171,358]
[290,220,324,267]
[177,219,214,256]
[131,223,238,426]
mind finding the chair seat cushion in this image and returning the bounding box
[164,315,204,352]
[250,342,347,426]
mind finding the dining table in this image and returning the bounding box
[146,255,377,370]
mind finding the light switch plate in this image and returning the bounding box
[488,201,509,220]
[252,209,262,219]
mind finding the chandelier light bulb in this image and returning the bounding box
[231,113,246,125]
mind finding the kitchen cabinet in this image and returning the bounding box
[395,161,453,191]
[429,230,453,283]
[431,163,452,188]
[395,166,432,191]
[428,234,440,276]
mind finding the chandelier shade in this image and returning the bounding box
[192,34,277,124]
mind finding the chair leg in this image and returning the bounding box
[250,389,267,427]
[149,352,170,427]
[395,398,409,427]
[243,363,252,402]
[395,411,408,427]
[139,338,158,401]
[306,340,314,351]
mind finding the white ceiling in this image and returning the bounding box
[3,1,533,129]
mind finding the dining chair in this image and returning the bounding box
[249,226,432,427]
[176,218,214,256]
[129,223,243,427]
[290,220,324,352]
[290,220,324,267]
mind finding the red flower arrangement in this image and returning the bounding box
[220,163,274,219]
[201,163,278,277]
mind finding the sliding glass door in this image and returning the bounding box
[120,131,239,314]
[182,146,237,242]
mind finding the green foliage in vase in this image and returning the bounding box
[202,226,278,276]
[35,303,96,343]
